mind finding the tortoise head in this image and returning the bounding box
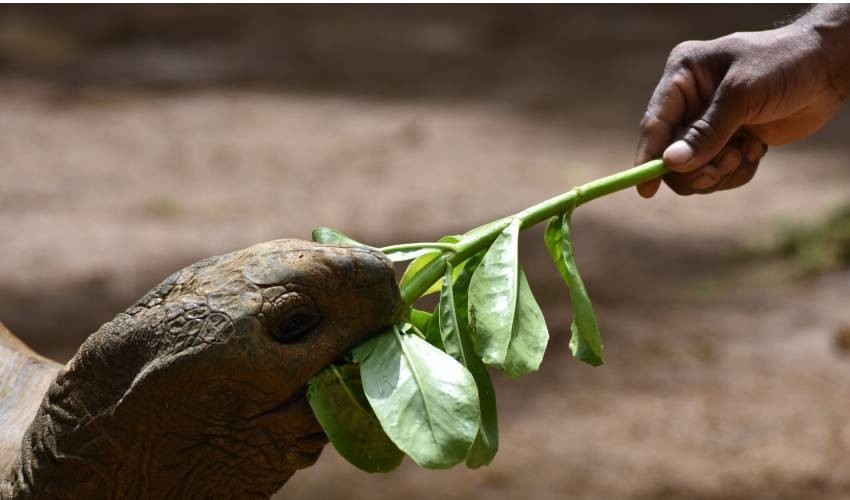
[5,239,399,499]
[137,239,400,418]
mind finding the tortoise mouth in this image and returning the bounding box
[254,385,309,418]
[251,385,328,451]
[284,385,308,405]
[294,431,328,450]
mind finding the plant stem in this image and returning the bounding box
[398,159,668,306]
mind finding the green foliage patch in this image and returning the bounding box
[306,159,667,472]
[776,204,850,275]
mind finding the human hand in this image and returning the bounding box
[636,5,850,197]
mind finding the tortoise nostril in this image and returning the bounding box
[269,312,321,343]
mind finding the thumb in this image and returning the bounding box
[663,82,746,173]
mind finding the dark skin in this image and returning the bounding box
[636,4,850,197]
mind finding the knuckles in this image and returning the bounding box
[667,40,707,69]
[683,117,723,150]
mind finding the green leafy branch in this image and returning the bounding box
[307,159,667,472]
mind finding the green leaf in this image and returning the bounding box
[423,309,445,350]
[544,213,604,366]
[307,364,404,473]
[468,218,549,378]
[353,326,481,469]
[399,236,461,297]
[452,252,484,343]
[409,308,433,333]
[396,322,420,338]
[311,227,368,246]
[438,263,464,360]
[439,259,499,468]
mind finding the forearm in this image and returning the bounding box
[798,4,850,99]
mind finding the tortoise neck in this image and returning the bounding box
[0,315,153,499]
[0,322,60,475]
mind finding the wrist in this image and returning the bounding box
[797,4,850,99]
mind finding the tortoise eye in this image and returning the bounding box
[269,307,321,343]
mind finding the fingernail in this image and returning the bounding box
[664,140,695,166]
[691,174,716,190]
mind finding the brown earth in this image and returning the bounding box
[1,6,849,500]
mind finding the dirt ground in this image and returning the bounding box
[1,6,850,499]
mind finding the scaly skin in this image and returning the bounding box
[0,239,400,499]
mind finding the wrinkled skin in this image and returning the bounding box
[635,4,850,197]
[1,239,400,499]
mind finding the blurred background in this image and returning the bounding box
[2,5,850,499]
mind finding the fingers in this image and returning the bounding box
[661,132,765,195]
[745,138,768,164]
[635,58,704,167]
[663,79,748,174]
[637,178,663,198]
[635,37,769,199]
[635,40,721,198]
[634,70,696,199]
[720,158,759,191]
[719,140,765,191]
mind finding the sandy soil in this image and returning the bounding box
[1,5,849,499]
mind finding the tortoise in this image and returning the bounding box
[0,239,400,499]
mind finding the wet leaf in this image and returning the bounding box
[468,218,549,377]
[307,364,404,473]
[544,213,604,366]
[354,326,480,469]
